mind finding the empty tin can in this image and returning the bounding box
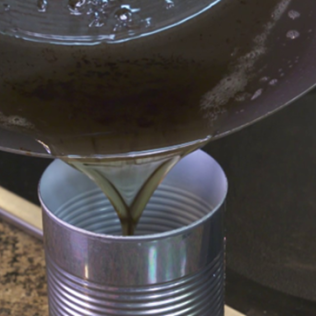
[39,150,228,316]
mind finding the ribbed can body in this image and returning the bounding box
[46,251,224,316]
[39,150,227,316]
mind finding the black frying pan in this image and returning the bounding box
[0,0,315,157]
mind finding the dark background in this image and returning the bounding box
[2,90,316,315]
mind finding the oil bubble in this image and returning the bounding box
[165,0,175,10]
[288,10,300,20]
[68,0,86,15]
[269,79,278,86]
[260,76,269,82]
[115,7,132,22]
[3,3,10,11]
[286,30,300,39]
[37,0,48,12]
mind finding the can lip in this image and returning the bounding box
[39,186,228,243]
[39,191,226,242]
[38,151,228,242]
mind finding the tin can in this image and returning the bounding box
[39,150,228,316]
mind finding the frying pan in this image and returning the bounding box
[0,0,315,157]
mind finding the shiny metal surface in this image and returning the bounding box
[0,206,42,239]
[46,252,223,316]
[39,150,227,315]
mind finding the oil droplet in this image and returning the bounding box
[260,76,269,82]
[37,0,48,12]
[235,92,250,102]
[115,7,132,22]
[112,6,147,32]
[286,30,300,39]
[68,0,86,15]
[144,17,152,28]
[251,88,263,101]
[89,11,104,27]
[230,47,239,57]
[3,3,10,11]
[288,10,300,20]
[269,79,278,86]
[86,0,108,16]
[235,109,245,114]
[165,0,175,10]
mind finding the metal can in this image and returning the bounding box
[39,150,228,316]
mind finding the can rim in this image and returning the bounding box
[38,153,228,242]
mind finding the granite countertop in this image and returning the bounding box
[0,219,48,316]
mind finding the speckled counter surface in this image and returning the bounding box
[0,219,48,316]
